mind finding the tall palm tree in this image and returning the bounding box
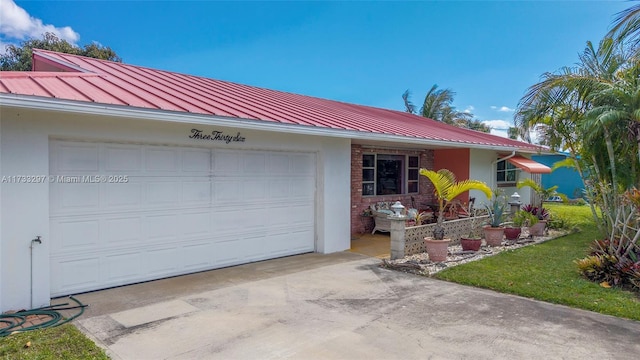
[608,1,640,52]
[403,84,485,131]
[513,37,631,232]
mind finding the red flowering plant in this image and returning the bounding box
[521,204,550,220]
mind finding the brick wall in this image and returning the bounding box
[350,144,435,235]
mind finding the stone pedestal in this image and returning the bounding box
[389,215,407,260]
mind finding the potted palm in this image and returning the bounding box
[483,190,508,246]
[419,169,492,261]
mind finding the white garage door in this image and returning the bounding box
[49,140,316,296]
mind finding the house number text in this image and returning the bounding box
[188,129,246,144]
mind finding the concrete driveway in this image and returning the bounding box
[66,252,640,360]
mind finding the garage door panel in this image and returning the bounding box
[212,150,240,172]
[291,154,314,174]
[213,179,240,201]
[53,142,100,172]
[291,177,315,198]
[104,145,142,172]
[242,179,267,200]
[144,247,180,276]
[268,179,290,199]
[59,183,101,210]
[182,180,211,204]
[50,141,316,296]
[242,153,266,173]
[51,219,100,253]
[182,149,211,172]
[146,181,181,206]
[105,251,142,283]
[106,182,143,208]
[145,214,180,240]
[180,211,211,236]
[182,242,216,270]
[105,217,142,243]
[52,257,101,295]
[145,148,179,172]
[268,153,290,173]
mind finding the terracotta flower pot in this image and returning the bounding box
[460,237,482,252]
[483,226,504,247]
[529,220,547,236]
[424,237,451,262]
[504,227,522,241]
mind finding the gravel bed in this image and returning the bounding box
[382,229,565,276]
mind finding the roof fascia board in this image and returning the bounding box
[0,94,532,152]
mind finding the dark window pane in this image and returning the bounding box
[497,172,505,182]
[362,169,374,181]
[363,154,375,168]
[363,183,374,196]
[377,157,403,195]
[506,170,516,182]
[497,161,505,170]
[408,156,419,167]
[408,169,418,180]
[408,182,418,193]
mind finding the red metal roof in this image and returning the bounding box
[0,49,543,152]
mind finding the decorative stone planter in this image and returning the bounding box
[504,227,522,241]
[483,226,505,247]
[529,220,547,236]
[424,238,451,262]
[460,237,482,251]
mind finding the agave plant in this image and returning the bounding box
[419,168,492,240]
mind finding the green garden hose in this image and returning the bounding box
[0,296,87,337]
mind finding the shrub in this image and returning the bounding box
[576,238,640,292]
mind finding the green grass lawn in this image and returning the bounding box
[436,203,640,321]
[0,324,108,359]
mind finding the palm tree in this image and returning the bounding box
[419,169,492,240]
[608,1,640,52]
[513,35,637,230]
[516,178,565,208]
[403,84,488,132]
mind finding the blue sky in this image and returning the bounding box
[0,0,631,137]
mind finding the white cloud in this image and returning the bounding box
[463,105,474,114]
[0,0,79,45]
[490,105,514,112]
[482,119,511,138]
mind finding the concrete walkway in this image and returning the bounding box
[66,252,640,360]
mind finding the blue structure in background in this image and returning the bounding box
[532,153,584,199]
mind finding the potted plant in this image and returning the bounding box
[504,210,538,241]
[419,168,492,261]
[483,189,508,246]
[521,204,549,236]
[460,213,483,251]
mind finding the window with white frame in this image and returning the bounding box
[362,154,419,196]
[496,159,518,185]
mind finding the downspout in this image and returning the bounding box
[491,151,516,189]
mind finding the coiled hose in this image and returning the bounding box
[0,296,87,337]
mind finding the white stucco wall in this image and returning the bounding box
[0,107,351,312]
[469,149,533,207]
